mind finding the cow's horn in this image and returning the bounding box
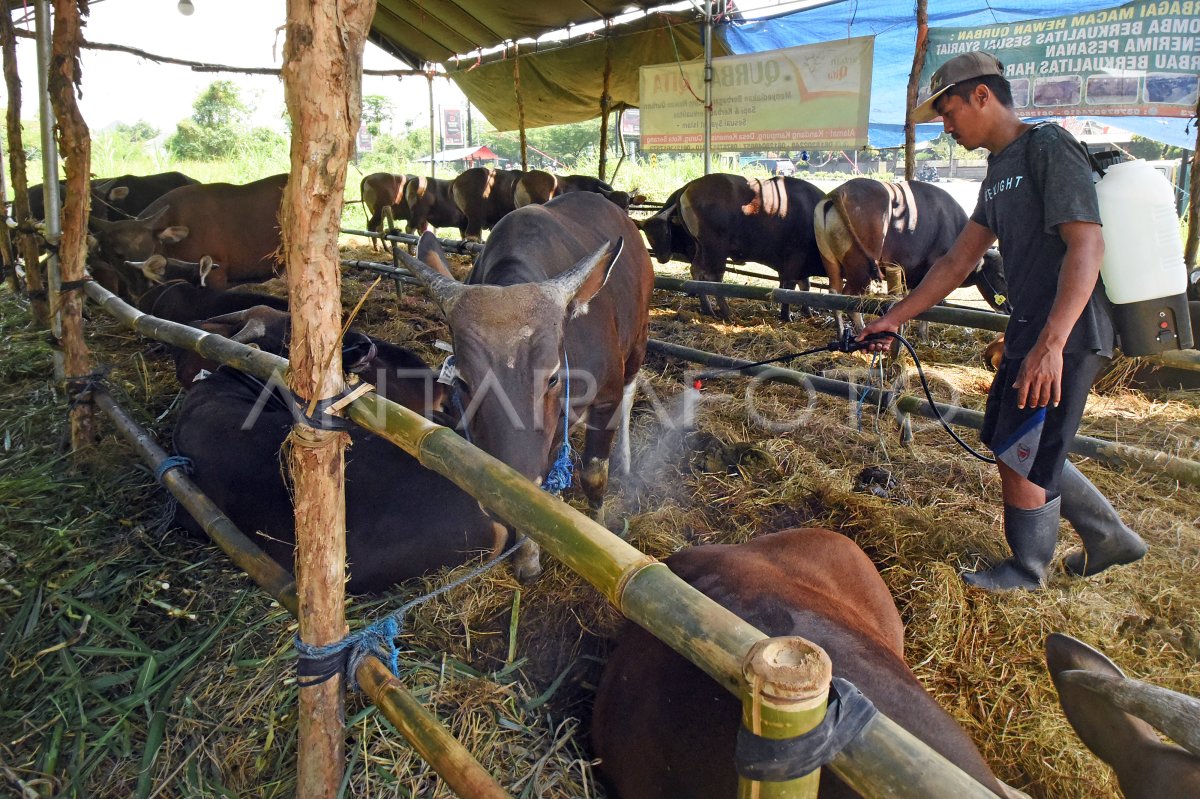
[137,204,170,227]
[545,237,624,310]
[229,316,268,344]
[394,237,465,314]
[1057,669,1200,757]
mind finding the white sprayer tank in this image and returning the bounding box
[1094,158,1193,355]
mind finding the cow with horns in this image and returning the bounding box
[397,191,653,582]
[813,178,1009,311]
[592,527,1011,798]
[359,172,415,249]
[514,170,645,211]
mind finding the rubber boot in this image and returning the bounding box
[1059,462,1147,577]
[963,498,1061,591]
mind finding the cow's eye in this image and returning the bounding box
[547,373,560,388]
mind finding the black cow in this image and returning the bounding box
[90,172,199,221]
[450,167,526,241]
[171,312,504,593]
[404,176,467,237]
[637,185,695,265]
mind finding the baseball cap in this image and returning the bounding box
[912,52,1005,122]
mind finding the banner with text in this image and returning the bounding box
[442,108,465,147]
[923,0,1199,118]
[639,36,873,151]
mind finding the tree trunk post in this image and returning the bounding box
[598,23,613,181]
[5,6,49,325]
[905,0,929,181]
[0,135,17,294]
[282,1,374,796]
[46,0,94,452]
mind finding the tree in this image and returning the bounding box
[362,94,393,137]
[114,120,158,142]
[166,81,253,160]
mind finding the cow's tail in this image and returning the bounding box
[832,190,881,283]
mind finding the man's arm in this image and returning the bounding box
[1012,220,1104,408]
[859,220,996,349]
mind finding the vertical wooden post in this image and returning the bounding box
[46,0,94,452]
[5,7,49,324]
[427,70,436,178]
[1184,93,1200,278]
[281,1,374,796]
[0,136,17,294]
[598,23,613,181]
[904,0,929,182]
[513,45,527,170]
[738,637,830,799]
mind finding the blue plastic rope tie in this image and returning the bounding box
[155,455,193,483]
[541,350,574,496]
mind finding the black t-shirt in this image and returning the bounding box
[970,123,1115,358]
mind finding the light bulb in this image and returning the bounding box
[177,0,195,15]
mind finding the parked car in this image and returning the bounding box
[743,158,796,177]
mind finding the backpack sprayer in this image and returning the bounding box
[692,327,996,463]
[1086,144,1194,356]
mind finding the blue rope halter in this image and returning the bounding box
[540,349,574,496]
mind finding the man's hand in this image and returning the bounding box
[1013,342,1063,408]
[858,315,902,353]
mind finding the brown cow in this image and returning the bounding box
[1047,633,1200,799]
[514,171,644,210]
[678,174,826,321]
[359,172,414,250]
[397,192,653,582]
[89,173,287,296]
[593,528,1008,798]
[813,178,1008,310]
[404,175,467,237]
[450,166,526,241]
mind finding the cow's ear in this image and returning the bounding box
[158,226,189,244]
[416,231,455,280]
[141,254,167,284]
[107,186,129,202]
[631,194,647,205]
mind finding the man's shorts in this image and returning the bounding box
[979,351,1107,494]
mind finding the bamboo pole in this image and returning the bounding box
[513,45,527,171]
[1,5,48,323]
[598,23,613,182]
[428,71,436,179]
[282,1,373,794]
[905,0,929,181]
[653,275,1200,373]
[92,387,514,799]
[47,0,94,452]
[646,338,1200,487]
[79,280,1003,799]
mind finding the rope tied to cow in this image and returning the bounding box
[294,537,525,691]
[735,677,879,782]
[541,349,574,496]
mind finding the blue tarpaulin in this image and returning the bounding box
[719,0,1197,150]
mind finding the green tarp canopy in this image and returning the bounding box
[369,1,729,131]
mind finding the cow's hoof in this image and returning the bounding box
[510,538,542,583]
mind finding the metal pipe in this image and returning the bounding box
[646,338,1200,487]
[428,70,436,179]
[34,0,62,374]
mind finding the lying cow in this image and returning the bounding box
[514,171,644,211]
[677,174,826,321]
[637,185,696,266]
[592,527,1009,798]
[136,278,289,324]
[360,172,414,249]
[814,179,1008,310]
[404,176,466,237]
[89,173,287,296]
[1047,633,1200,798]
[397,191,654,582]
[91,171,199,221]
[450,167,526,241]
[170,309,503,593]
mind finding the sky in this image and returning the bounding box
[1,0,467,137]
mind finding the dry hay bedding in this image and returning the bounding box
[1,243,1196,798]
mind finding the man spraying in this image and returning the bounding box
[860,52,1147,591]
